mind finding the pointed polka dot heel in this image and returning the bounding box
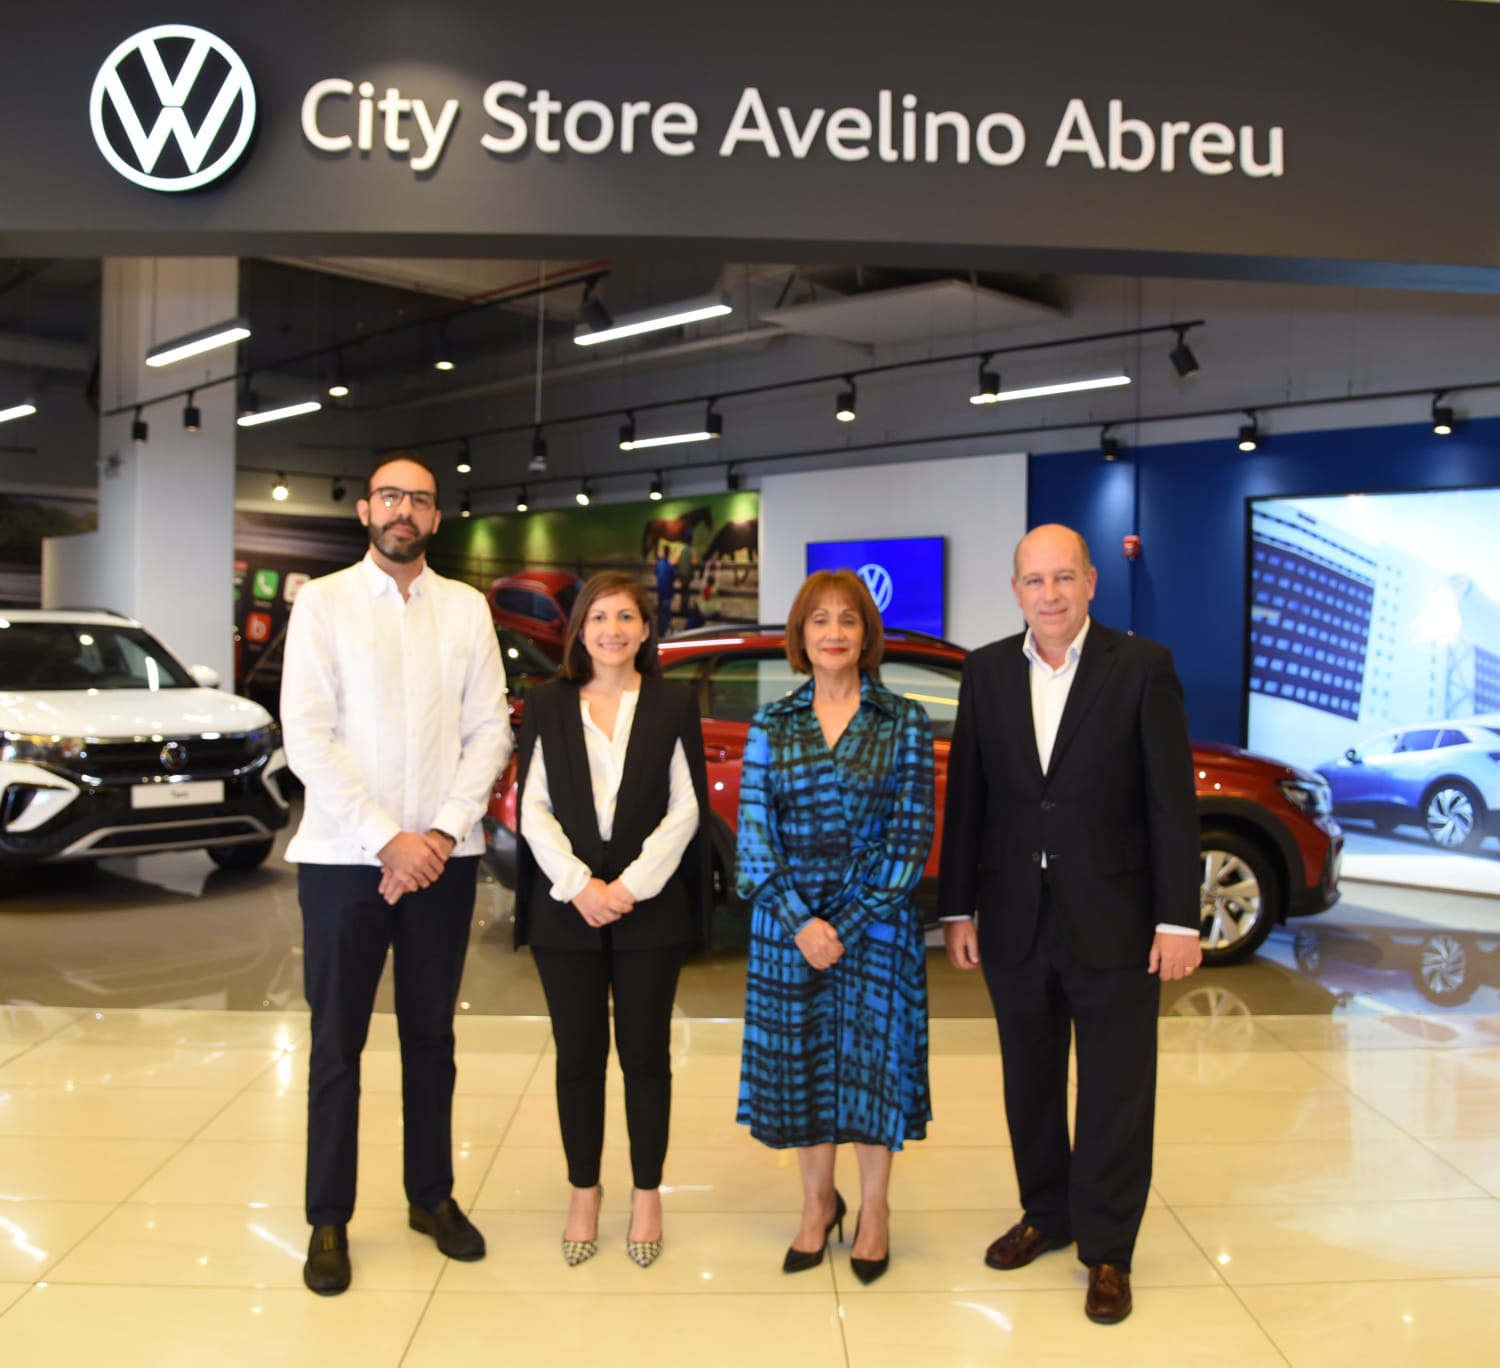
[626,1236,663,1268]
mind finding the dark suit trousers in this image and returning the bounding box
[981,879,1161,1270]
[532,936,684,1190]
[299,857,478,1227]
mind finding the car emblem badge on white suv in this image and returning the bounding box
[160,741,188,772]
[89,25,257,192]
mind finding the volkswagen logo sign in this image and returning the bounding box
[857,562,895,613]
[90,25,256,192]
[159,741,189,773]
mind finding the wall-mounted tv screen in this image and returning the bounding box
[805,535,945,637]
[1245,487,1500,895]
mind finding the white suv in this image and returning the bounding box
[0,609,290,869]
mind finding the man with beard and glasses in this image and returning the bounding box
[281,452,512,1295]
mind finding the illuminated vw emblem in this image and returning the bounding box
[90,25,256,192]
[159,741,189,773]
[857,563,894,613]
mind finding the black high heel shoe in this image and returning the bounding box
[782,1190,847,1273]
[849,1214,890,1286]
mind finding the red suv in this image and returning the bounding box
[485,571,583,662]
[484,627,1343,966]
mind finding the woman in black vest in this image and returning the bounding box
[516,570,711,1269]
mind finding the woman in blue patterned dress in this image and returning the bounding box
[736,569,935,1285]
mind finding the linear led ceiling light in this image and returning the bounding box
[0,400,37,425]
[620,402,723,451]
[145,316,251,368]
[574,293,732,347]
[1238,412,1260,452]
[237,397,323,428]
[1432,393,1455,436]
[971,374,1131,406]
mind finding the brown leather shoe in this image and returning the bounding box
[1085,1264,1133,1324]
[409,1198,486,1261]
[983,1221,1072,1270]
[303,1223,350,1295]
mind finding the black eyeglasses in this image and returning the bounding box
[369,486,437,511]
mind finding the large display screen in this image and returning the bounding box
[1245,487,1500,894]
[806,536,945,637]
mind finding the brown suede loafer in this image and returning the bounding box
[1085,1264,1133,1324]
[983,1221,1072,1270]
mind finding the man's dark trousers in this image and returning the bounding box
[300,856,478,1226]
[981,878,1161,1270]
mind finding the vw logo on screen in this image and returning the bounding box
[857,563,895,613]
[89,25,257,192]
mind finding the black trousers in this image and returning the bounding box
[299,857,478,1227]
[531,937,684,1190]
[981,880,1161,1271]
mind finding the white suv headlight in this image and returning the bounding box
[0,732,87,766]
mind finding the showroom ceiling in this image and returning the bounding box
[0,255,1066,432]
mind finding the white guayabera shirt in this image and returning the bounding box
[281,552,512,865]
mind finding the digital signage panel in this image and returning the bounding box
[1245,486,1500,895]
[806,536,945,637]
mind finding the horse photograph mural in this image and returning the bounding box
[641,505,713,558]
[704,518,758,584]
[430,489,759,642]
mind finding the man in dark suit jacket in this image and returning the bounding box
[938,523,1201,1325]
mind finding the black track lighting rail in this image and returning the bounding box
[456,375,1500,508]
[386,320,1207,455]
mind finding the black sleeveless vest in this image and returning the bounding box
[515,675,709,951]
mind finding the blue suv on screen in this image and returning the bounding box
[1317,717,1500,853]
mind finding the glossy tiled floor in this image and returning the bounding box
[2,1006,1498,1366]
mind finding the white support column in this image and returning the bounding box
[70,258,238,681]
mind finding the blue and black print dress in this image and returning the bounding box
[736,674,935,1150]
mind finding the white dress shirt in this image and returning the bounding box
[281,552,512,865]
[520,688,699,904]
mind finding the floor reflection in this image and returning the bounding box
[2,835,1497,1018]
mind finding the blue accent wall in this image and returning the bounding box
[1028,416,1500,744]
